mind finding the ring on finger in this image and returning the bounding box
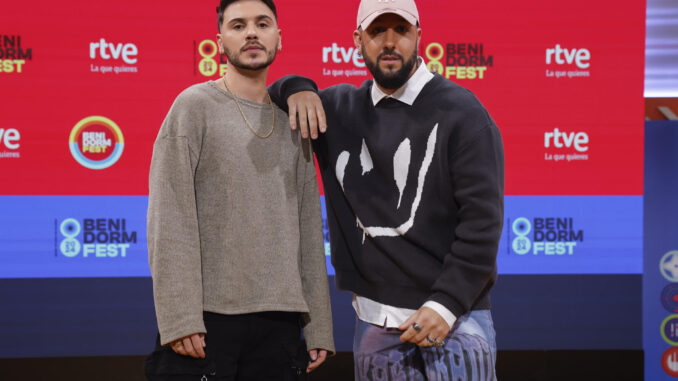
[412,323,423,332]
[426,336,444,347]
[433,338,445,348]
[173,341,183,349]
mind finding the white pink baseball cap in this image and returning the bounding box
[356,0,420,30]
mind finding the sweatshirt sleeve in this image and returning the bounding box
[147,108,205,345]
[296,139,335,354]
[428,122,505,318]
[268,75,319,113]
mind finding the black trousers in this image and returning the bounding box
[145,311,308,381]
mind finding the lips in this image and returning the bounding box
[242,43,264,52]
[378,53,402,65]
[379,56,401,65]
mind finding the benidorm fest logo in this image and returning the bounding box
[195,39,227,77]
[69,116,124,170]
[0,35,32,74]
[425,42,494,80]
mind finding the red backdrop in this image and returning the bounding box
[0,0,645,196]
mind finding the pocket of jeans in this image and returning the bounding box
[145,345,217,380]
[281,340,309,381]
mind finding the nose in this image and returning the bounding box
[383,28,396,49]
[246,23,258,39]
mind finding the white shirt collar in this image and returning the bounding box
[370,57,434,106]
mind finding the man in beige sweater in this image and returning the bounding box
[145,0,334,379]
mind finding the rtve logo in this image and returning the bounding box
[545,44,590,69]
[322,43,365,68]
[89,38,138,64]
[0,128,20,150]
[544,128,589,152]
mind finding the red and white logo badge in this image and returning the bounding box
[69,116,124,170]
[662,347,678,377]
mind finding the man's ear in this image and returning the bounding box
[216,34,223,54]
[277,29,282,51]
[353,29,362,51]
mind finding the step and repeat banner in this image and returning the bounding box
[1,0,644,273]
[644,121,678,380]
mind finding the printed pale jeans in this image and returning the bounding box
[354,310,497,381]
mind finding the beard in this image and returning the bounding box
[362,43,418,90]
[222,42,277,71]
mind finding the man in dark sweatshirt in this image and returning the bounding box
[269,0,504,379]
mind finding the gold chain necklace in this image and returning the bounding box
[222,76,275,139]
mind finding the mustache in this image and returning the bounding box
[241,42,266,51]
[377,50,404,62]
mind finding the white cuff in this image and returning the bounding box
[422,301,457,330]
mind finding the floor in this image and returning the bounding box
[0,350,642,380]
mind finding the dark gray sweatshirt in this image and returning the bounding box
[270,74,504,319]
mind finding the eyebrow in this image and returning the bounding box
[227,15,274,24]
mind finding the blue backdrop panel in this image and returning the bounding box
[0,277,157,358]
[0,196,150,278]
[499,196,642,274]
[491,274,641,350]
[0,195,642,278]
[0,273,642,358]
[644,121,678,380]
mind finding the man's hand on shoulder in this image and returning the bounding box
[307,348,328,373]
[170,332,206,358]
[288,91,327,140]
[398,307,451,348]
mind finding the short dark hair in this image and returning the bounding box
[217,0,278,32]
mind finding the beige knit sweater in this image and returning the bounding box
[147,81,334,353]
